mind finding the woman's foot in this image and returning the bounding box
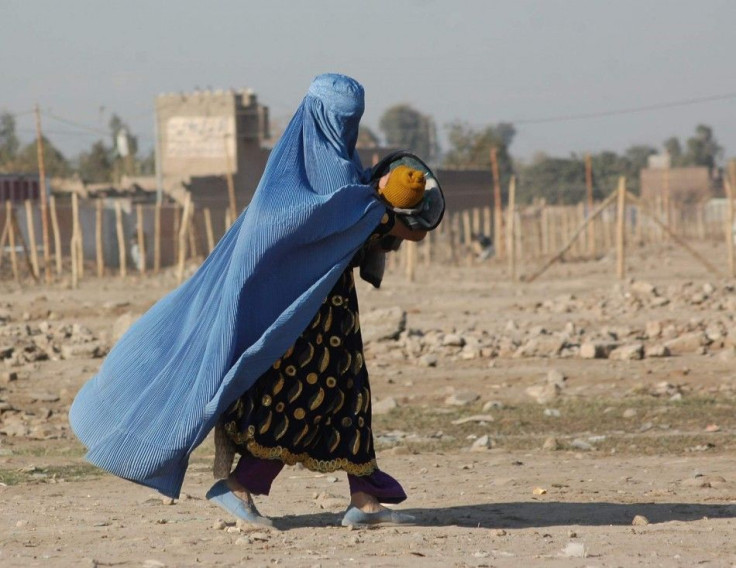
[205,477,273,527]
[350,491,385,513]
[343,491,414,527]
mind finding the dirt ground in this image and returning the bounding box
[2,240,736,567]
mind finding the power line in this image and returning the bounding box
[511,91,736,125]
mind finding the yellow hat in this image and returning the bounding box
[379,165,426,208]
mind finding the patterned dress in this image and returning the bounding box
[223,211,395,478]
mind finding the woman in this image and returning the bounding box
[70,73,425,527]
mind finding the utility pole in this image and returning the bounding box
[34,104,52,283]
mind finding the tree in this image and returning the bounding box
[663,136,682,165]
[78,140,113,182]
[13,136,71,178]
[356,126,380,149]
[518,155,586,204]
[443,121,516,193]
[683,124,721,169]
[378,104,438,162]
[0,112,20,168]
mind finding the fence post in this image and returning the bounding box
[506,176,517,281]
[136,203,146,275]
[114,200,126,278]
[49,195,62,276]
[616,177,626,280]
[96,199,105,278]
[24,200,39,279]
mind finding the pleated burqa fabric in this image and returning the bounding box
[69,74,386,498]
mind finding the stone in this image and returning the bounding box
[579,341,618,359]
[451,414,495,425]
[609,343,644,361]
[1,371,18,383]
[631,281,657,296]
[525,383,560,405]
[664,332,707,355]
[360,307,406,343]
[560,542,586,558]
[623,408,637,419]
[645,321,663,339]
[542,437,560,451]
[570,439,593,451]
[515,337,565,358]
[372,396,398,415]
[442,333,465,347]
[60,342,104,360]
[417,354,438,367]
[645,345,670,358]
[546,369,566,387]
[470,435,492,451]
[543,408,561,418]
[445,390,480,406]
[632,514,649,526]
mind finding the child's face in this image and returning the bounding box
[378,172,391,190]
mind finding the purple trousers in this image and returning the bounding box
[233,453,407,504]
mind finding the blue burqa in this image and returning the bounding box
[69,74,387,498]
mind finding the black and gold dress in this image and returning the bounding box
[222,211,405,501]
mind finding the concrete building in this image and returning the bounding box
[155,89,270,209]
[640,154,718,204]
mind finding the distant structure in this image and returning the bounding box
[155,89,270,209]
[0,174,46,202]
[640,153,718,204]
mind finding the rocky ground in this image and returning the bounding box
[2,240,736,567]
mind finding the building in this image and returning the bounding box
[155,89,271,209]
[640,154,719,203]
[0,174,46,202]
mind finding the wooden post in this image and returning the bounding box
[224,136,237,222]
[616,177,626,280]
[540,205,549,255]
[204,207,215,253]
[49,195,62,276]
[506,175,517,281]
[187,203,198,259]
[136,203,146,275]
[24,200,39,279]
[176,194,192,284]
[576,202,586,255]
[405,240,417,282]
[483,206,492,238]
[34,105,52,283]
[153,200,161,274]
[724,178,735,278]
[0,204,8,269]
[585,153,595,256]
[224,208,232,232]
[71,193,81,286]
[663,167,671,239]
[96,199,104,278]
[172,204,181,261]
[472,207,481,236]
[73,193,84,278]
[5,202,19,282]
[114,200,126,278]
[490,147,504,259]
[461,210,472,251]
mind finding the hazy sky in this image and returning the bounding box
[3,0,735,163]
